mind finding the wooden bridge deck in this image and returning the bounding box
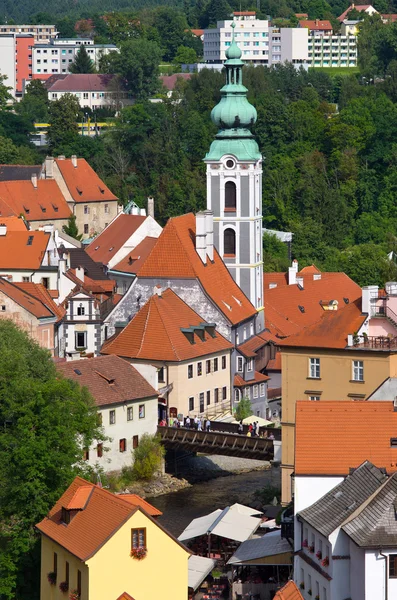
[157,426,274,461]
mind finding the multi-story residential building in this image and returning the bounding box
[203,12,308,67]
[102,287,234,420]
[57,355,159,470]
[42,155,120,240]
[0,24,57,43]
[36,476,190,600]
[307,33,357,68]
[15,34,34,96]
[46,74,132,111]
[32,38,117,79]
[0,35,16,97]
[279,281,397,504]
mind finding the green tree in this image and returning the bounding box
[16,79,49,123]
[130,433,165,480]
[47,93,81,152]
[62,215,83,241]
[173,45,197,68]
[150,7,188,62]
[69,45,96,74]
[0,320,103,599]
[202,0,232,28]
[0,74,12,109]
[234,397,253,421]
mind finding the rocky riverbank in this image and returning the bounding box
[121,472,191,498]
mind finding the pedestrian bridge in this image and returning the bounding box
[157,426,274,461]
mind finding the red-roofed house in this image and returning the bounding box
[102,287,233,418]
[43,156,120,240]
[47,73,133,111]
[338,4,377,21]
[36,476,189,600]
[57,355,158,469]
[299,19,333,34]
[274,581,303,600]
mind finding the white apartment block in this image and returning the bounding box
[32,38,117,76]
[0,35,16,97]
[203,12,308,67]
[0,24,57,43]
[308,34,357,68]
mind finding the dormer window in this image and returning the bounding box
[77,303,85,316]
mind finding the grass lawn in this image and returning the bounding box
[309,66,360,76]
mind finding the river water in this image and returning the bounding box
[148,467,280,537]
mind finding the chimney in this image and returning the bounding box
[288,259,299,285]
[154,284,162,296]
[45,156,54,179]
[75,266,84,282]
[195,212,207,264]
[0,223,7,236]
[205,209,214,261]
[31,174,37,189]
[147,197,155,219]
[71,155,78,168]
[58,155,65,160]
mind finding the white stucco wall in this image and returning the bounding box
[295,476,344,514]
[107,216,162,269]
[365,550,397,600]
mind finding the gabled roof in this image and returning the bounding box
[138,214,256,325]
[66,269,115,295]
[299,461,387,537]
[338,4,374,21]
[342,472,397,547]
[160,73,192,91]
[0,216,28,231]
[238,334,269,358]
[48,73,115,92]
[116,494,162,516]
[0,277,56,319]
[55,158,118,203]
[274,581,304,600]
[86,214,147,264]
[117,594,135,600]
[299,19,333,29]
[0,164,41,181]
[264,272,361,337]
[295,401,397,476]
[279,298,365,349]
[234,371,269,387]
[56,355,158,406]
[66,248,111,281]
[0,179,71,221]
[36,476,188,561]
[266,352,281,371]
[0,230,50,269]
[15,282,66,321]
[102,288,233,362]
[112,236,158,275]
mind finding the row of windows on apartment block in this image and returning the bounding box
[206,32,271,38]
[84,435,140,460]
[103,404,146,425]
[308,358,364,381]
[36,48,97,54]
[187,356,227,378]
[189,387,228,411]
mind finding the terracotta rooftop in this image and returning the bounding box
[55,157,118,203]
[234,371,270,388]
[0,179,71,221]
[138,214,256,325]
[0,230,50,269]
[279,298,366,349]
[116,494,162,516]
[66,486,93,510]
[102,288,233,362]
[66,269,116,295]
[295,401,397,476]
[264,273,361,338]
[274,580,303,600]
[86,214,147,264]
[160,73,192,91]
[0,278,56,319]
[57,355,157,406]
[266,352,281,371]
[0,216,28,231]
[338,4,373,21]
[48,73,115,92]
[16,282,66,321]
[112,236,158,275]
[299,19,333,29]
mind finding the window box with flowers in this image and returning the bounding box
[300,582,305,590]
[322,556,329,567]
[70,591,80,600]
[47,572,57,585]
[302,539,308,548]
[316,550,322,560]
[130,547,147,560]
[309,544,315,553]
[59,581,69,593]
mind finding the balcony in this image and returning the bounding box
[350,334,397,350]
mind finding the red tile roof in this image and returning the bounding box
[382,13,397,21]
[234,11,256,15]
[279,298,365,349]
[48,73,115,92]
[16,282,66,321]
[66,486,93,510]
[0,216,28,231]
[190,29,204,36]
[116,494,162,516]
[274,581,304,600]
[66,269,116,295]
[0,230,50,269]
[0,179,71,221]
[86,214,147,264]
[266,352,281,370]
[295,401,397,476]
[298,264,321,274]
[112,236,158,274]
[299,19,333,29]
[117,594,135,600]
[102,288,233,362]
[55,158,118,203]
[338,4,373,20]
[138,214,256,325]
[0,277,56,319]
[160,74,192,91]
[238,335,269,358]
[264,273,361,337]
[57,355,158,406]
[234,371,269,387]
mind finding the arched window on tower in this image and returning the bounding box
[224,228,236,256]
[225,181,236,211]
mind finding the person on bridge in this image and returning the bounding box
[238,421,244,435]
[185,416,191,428]
[194,415,200,429]
[206,418,211,432]
[197,419,202,431]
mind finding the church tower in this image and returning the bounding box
[204,22,264,329]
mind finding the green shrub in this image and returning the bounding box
[131,433,165,481]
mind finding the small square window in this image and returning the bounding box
[253,384,258,399]
[352,360,364,381]
[222,355,226,369]
[131,528,146,550]
[214,357,218,372]
[127,407,133,421]
[197,362,202,376]
[119,438,127,452]
[109,409,116,425]
[139,404,145,419]
[214,388,219,404]
[309,358,320,379]
[206,390,211,405]
[188,364,193,379]
[206,360,211,374]
[189,396,194,411]
[84,205,89,214]
[237,356,243,372]
[222,386,227,400]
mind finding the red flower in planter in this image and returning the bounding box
[59,581,69,593]
[302,539,308,548]
[316,550,322,560]
[69,591,80,600]
[47,572,57,585]
[322,556,329,567]
[130,547,147,560]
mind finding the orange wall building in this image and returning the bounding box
[15,34,34,96]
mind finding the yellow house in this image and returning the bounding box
[279,298,397,504]
[36,477,190,600]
